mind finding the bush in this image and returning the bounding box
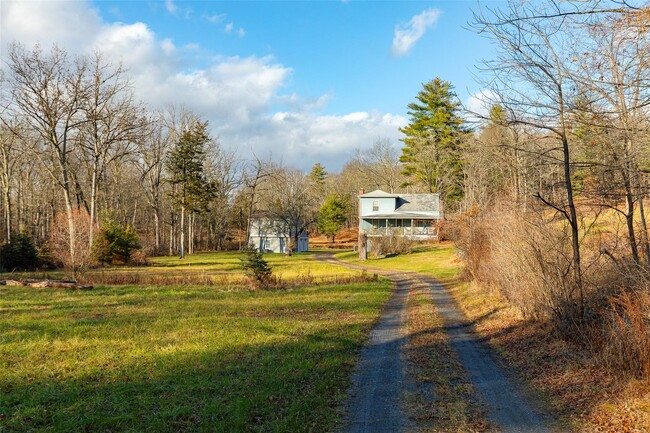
[0,232,39,271]
[370,231,414,257]
[50,209,96,271]
[240,244,273,288]
[602,290,650,378]
[92,218,141,265]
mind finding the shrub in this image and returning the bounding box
[239,244,273,288]
[602,290,650,378]
[50,209,96,272]
[370,231,414,257]
[92,218,141,265]
[0,232,39,271]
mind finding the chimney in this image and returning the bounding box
[359,188,365,196]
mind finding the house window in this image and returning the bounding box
[372,201,379,212]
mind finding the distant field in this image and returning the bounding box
[335,242,462,280]
[0,278,391,432]
[1,251,363,286]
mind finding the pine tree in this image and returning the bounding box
[317,193,349,242]
[166,121,213,258]
[309,163,328,185]
[399,78,467,209]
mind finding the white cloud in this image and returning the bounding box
[224,22,245,37]
[203,13,225,24]
[0,0,404,171]
[464,89,497,123]
[234,111,407,169]
[391,8,441,57]
[164,0,177,15]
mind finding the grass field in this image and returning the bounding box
[334,242,462,280]
[0,260,391,432]
[1,251,363,287]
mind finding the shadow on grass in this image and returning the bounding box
[1,322,369,433]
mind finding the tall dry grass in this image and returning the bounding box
[454,203,650,377]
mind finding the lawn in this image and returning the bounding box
[334,242,462,280]
[0,278,391,432]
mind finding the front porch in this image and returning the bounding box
[362,217,440,240]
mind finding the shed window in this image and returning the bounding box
[372,201,379,212]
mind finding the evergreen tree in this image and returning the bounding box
[91,216,141,265]
[166,121,214,258]
[399,78,467,209]
[317,193,349,242]
[309,162,328,184]
[0,232,39,271]
[239,244,273,288]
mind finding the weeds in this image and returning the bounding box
[453,203,650,378]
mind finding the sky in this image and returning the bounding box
[0,0,499,172]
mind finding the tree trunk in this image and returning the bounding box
[62,182,77,271]
[560,134,583,317]
[3,180,11,243]
[179,204,185,259]
[622,164,640,265]
[88,162,98,250]
[153,208,160,253]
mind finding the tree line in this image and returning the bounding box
[0,41,460,270]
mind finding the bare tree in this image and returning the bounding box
[133,112,170,253]
[78,52,144,249]
[568,10,650,266]
[241,155,274,243]
[473,1,587,314]
[261,167,317,247]
[353,138,405,193]
[7,43,88,267]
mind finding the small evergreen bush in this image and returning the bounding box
[240,244,273,288]
[0,232,39,271]
[92,218,141,265]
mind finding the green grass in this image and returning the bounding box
[0,280,391,432]
[1,251,362,286]
[334,242,462,280]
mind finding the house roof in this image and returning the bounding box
[397,194,441,212]
[360,189,400,198]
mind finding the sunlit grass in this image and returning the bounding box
[0,279,391,432]
[1,251,363,286]
[334,242,462,280]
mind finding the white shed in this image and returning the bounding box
[249,218,309,253]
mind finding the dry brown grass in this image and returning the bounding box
[450,280,650,432]
[405,278,491,432]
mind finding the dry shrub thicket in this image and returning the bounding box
[455,203,650,378]
[49,210,97,272]
[371,231,414,257]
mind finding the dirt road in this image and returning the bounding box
[320,254,556,433]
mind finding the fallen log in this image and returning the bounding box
[0,279,93,290]
[2,280,23,286]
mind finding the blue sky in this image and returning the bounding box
[1,0,499,170]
